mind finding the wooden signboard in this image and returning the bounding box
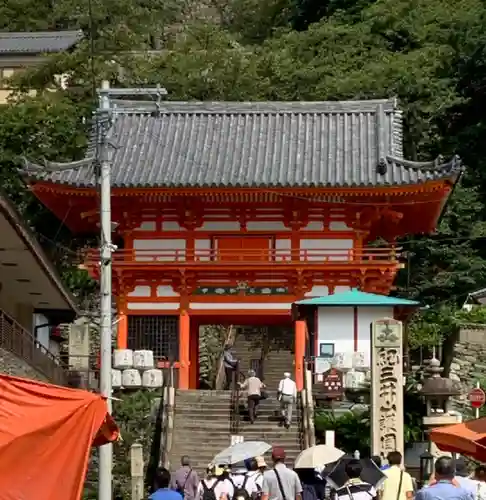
[320,368,344,399]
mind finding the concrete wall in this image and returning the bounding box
[0,348,48,382]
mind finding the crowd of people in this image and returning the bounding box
[150,447,301,500]
[148,448,486,500]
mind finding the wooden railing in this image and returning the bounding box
[215,325,236,390]
[0,309,67,385]
[85,247,400,267]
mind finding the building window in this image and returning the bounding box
[319,343,335,358]
[127,315,179,362]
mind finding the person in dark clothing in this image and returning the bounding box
[296,469,325,500]
[223,345,238,390]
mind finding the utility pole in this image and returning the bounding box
[96,83,167,500]
[98,80,114,500]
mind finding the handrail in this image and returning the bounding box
[146,360,176,492]
[0,308,67,385]
[230,361,241,436]
[85,247,401,267]
[301,357,316,449]
[215,325,236,390]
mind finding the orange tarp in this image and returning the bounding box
[430,417,486,462]
[0,374,119,500]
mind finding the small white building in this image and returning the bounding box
[296,289,419,377]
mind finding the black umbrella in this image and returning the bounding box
[326,456,386,489]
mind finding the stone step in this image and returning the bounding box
[175,418,299,430]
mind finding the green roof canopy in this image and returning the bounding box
[295,289,419,307]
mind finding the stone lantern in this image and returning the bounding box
[419,356,462,424]
[418,355,462,484]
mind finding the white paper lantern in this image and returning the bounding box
[133,350,154,370]
[345,369,366,389]
[352,352,369,372]
[142,369,163,388]
[333,352,352,371]
[113,349,133,370]
[112,369,122,388]
[122,369,142,388]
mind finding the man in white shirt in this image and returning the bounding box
[278,372,297,428]
[455,458,479,497]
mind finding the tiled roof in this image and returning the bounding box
[21,99,463,188]
[0,30,83,54]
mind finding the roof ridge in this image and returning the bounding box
[0,30,82,36]
[110,98,399,115]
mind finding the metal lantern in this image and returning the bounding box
[419,449,434,487]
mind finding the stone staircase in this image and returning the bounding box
[232,326,295,389]
[168,389,302,474]
[168,326,303,475]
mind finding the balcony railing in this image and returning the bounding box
[85,247,400,268]
[0,309,67,385]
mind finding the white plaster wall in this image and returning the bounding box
[305,285,329,297]
[33,313,49,350]
[134,221,156,231]
[275,238,291,261]
[127,302,179,310]
[195,239,211,261]
[190,302,291,310]
[317,307,354,357]
[302,221,323,231]
[317,305,394,366]
[133,239,186,261]
[128,285,151,297]
[334,285,351,294]
[329,221,350,231]
[197,221,240,231]
[300,239,353,261]
[157,286,180,297]
[357,307,394,362]
[162,221,185,231]
[246,221,288,231]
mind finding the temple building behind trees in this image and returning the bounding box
[21,97,462,390]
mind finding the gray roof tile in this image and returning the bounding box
[0,30,83,54]
[21,99,462,188]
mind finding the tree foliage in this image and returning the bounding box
[3,0,486,336]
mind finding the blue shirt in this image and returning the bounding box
[416,480,474,500]
[150,488,184,500]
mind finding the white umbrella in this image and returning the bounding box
[213,441,271,465]
[294,444,345,469]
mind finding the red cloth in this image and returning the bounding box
[0,374,119,500]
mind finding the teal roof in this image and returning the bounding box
[295,289,420,307]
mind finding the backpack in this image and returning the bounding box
[232,476,251,500]
[201,480,219,500]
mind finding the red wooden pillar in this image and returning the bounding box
[189,322,199,389]
[179,311,190,390]
[295,319,306,391]
[117,303,128,349]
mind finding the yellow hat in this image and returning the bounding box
[207,463,225,476]
[256,456,267,468]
